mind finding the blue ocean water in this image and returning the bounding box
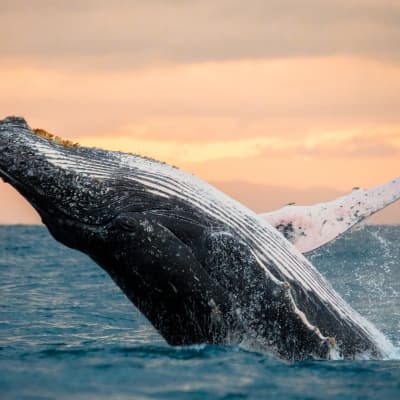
[0,225,399,400]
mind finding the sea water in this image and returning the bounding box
[0,225,399,399]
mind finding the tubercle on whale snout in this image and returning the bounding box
[30,123,171,166]
[32,128,80,149]
[0,117,78,149]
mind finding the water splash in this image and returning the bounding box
[310,225,400,354]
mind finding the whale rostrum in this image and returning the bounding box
[0,116,394,360]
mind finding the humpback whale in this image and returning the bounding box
[261,178,400,253]
[0,116,394,361]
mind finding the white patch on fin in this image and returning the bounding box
[261,177,400,253]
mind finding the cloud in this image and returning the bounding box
[298,130,400,158]
[2,56,400,141]
[1,1,400,68]
[73,127,400,165]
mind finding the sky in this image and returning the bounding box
[0,1,399,224]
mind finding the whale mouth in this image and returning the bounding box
[0,166,16,184]
[0,165,30,196]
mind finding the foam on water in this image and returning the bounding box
[0,225,399,399]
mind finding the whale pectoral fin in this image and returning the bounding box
[260,177,400,253]
[108,212,238,345]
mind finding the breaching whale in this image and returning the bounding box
[261,178,400,253]
[0,116,394,361]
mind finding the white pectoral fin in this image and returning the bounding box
[261,177,400,253]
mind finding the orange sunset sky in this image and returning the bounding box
[0,1,399,224]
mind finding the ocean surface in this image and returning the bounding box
[0,224,399,400]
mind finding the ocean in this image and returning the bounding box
[0,225,399,399]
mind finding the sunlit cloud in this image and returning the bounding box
[2,56,400,142]
[75,127,400,165]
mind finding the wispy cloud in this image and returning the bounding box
[293,129,400,158]
[2,56,400,141]
[1,1,400,67]
[75,127,400,164]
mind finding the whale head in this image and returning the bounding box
[0,118,109,244]
[0,116,169,250]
